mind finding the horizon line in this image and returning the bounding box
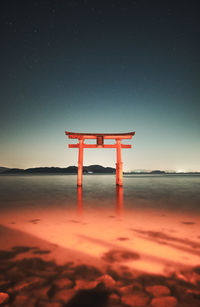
[0,165,200,174]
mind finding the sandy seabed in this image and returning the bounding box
[0,204,200,307]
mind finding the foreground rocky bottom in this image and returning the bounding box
[0,246,200,307]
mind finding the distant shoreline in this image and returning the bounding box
[0,165,199,175]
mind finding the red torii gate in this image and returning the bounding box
[65,131,135,186]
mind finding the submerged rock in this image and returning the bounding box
[121,292,150,307]
[53,277,73,289]
[119,282,143,295]
[151,296,177,307]
[75,279,99,290]
[97,274,116,289]
[145,285,170,297]
[53,288,76,303]
[108,292,121,304]
[0,292,9,304]
[175,270,200,285]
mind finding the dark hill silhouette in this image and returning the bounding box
[85,165,115,173]
[1,165,115,174]
[150,170,166,174]
[1,166,199,175]
[0,167,9,173]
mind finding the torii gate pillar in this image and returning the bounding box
[116,139,123,186]
[77,139,83,186]
[65,132,135,187]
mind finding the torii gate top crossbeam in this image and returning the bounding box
[65,131,135,139]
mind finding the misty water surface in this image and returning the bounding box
[0,174,199,213]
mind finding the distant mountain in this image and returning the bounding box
[0,167,9,173]
[1,166,199,175]
[84,165,115,173]
[150,170,166,174]
[1,165,115,174]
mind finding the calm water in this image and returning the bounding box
[0,174,200,276]
[0,174,200,213]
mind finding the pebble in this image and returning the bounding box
[190,272,200,285]
[0,292,9,304]
[53,288,75,303]
[145,285,170,297]
[53,277,73,289]
[97,274,116,289]
[119,284,134,295]
[121,292,150,307]
[175,271,188,282]
[119,282,143,295]
[75,279,99,290]
[151,296,177,307]
[108,292,121,303]
[175,270,200,285]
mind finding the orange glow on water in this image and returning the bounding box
[116,186,124,216]
[1,182,200,307]
[77,186,83,216]
[0,187,200,277]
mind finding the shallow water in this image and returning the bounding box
[0,174,200,211]
[0,174,200,276]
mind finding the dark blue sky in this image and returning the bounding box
[0,0,199,171]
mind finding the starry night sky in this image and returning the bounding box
[0,0,199,171]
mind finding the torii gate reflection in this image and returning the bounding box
[65,131,135,186]
[77,185,124,217]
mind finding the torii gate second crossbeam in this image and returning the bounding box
[65,131,135,186]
